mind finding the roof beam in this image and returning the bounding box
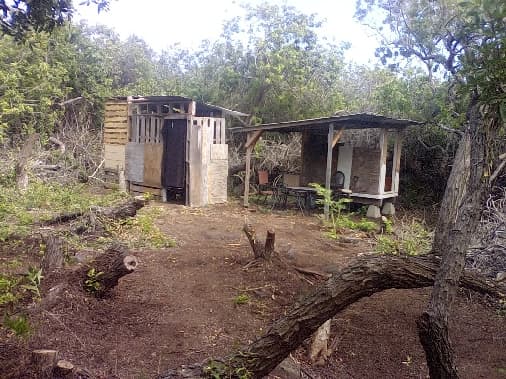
[245,130,264,149]
[332,127,345,148]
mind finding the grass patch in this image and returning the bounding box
[375,219,433,256]
[104,206,176,249]
[0,181,127,241]
[3,314,31,337]
[233,294,250,305]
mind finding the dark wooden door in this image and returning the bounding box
[161,119,187,189]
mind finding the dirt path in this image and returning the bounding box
[3,201,504,378]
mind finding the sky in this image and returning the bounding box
[75,0,381,65]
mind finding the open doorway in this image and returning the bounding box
[161,119,187,203]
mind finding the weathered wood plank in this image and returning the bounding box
[104,144,125,170]
[105,116,128,123]
[143,144,163,187]
[125,143,144,183]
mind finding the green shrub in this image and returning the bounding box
[310,183,378,236]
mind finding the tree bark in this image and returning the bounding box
[41,234,65,274]
[84,244,138,297]
[243,224,276,259]
[15,133,38,191]
[264,229,276,259]
[417,98,488,378]
[160,254,502,379]
[31,349,58,378]
[309,319,332,364]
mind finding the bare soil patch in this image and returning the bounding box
[1,201,504,378]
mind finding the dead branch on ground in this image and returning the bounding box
[159,253,504,379]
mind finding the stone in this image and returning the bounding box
[382,202,395,216]
[366,205,381,218]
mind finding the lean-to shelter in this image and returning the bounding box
[231,113,422,217]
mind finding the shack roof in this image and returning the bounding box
[230,113,423,134]
[110,96,249,117]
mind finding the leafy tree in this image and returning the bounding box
[356,0,506,377]
[0,0,109,40]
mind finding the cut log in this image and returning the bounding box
[96,196,146,219]
[41,234,65,274]
[31,349,58,378]
[185,254,504,379]
[229,163,246,176]
[43,197,146,226]
[84,244,138,297]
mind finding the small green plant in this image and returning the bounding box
[375,220,432,256]
[310,183,377,237]
[0,275,19,306]
[376,235,399,254]
[84,268,103,293]
[203,360,252,379]
[383,218,394,234]
[3,314,31,337]
[204,360,227,379]
[21,267,43,298]
[233,294,250,305]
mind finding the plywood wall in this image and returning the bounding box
[350,147,381,194]
[143,143,163,187]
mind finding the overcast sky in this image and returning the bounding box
[75,0,380,65]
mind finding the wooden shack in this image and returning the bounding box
[231,114,422,217]
[103,96,247,206]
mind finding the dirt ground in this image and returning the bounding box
[1,200,505,379]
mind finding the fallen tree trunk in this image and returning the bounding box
[229,163,246,176]
[162,254,504,379]
[43,197,146,226]
[83,244,138,297]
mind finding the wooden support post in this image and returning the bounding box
[324,123,334,219]
[332,127,345,148]
[245,130,263,149]
[243,130,263,208]
[244,143,253,207]
[378,129,388,195]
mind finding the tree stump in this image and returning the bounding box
[31,349,58,378]
[84,244,138,297]
[243,224,276,259]
[41,234,65,274]
[53,360,74,378]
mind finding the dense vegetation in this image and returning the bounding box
[0,2,462,205]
